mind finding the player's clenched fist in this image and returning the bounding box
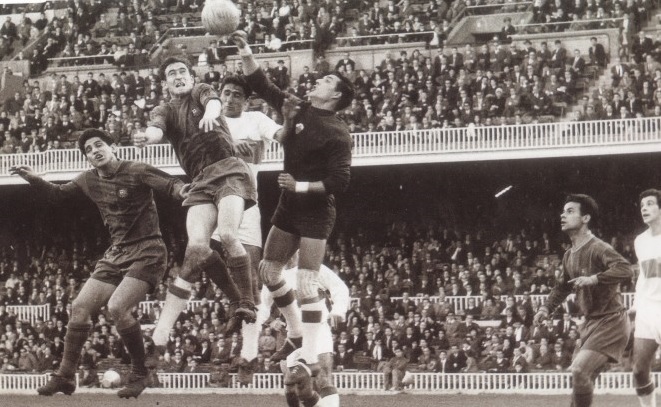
[278,173,297,191]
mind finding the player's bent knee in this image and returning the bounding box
[217,229,239,246]
[259,259,284,287]
[570,364,592,388]
[296,269,319,299]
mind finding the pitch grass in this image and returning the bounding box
[0,393,634,407]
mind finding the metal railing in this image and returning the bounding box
[514,17,626,33]
[5,304,50,325]
[465,1,532,15]
[1,117,660,177]
[389,292,635,313]
[0,370,652,393]
[5,292,635,327]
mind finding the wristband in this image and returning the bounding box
[238,45,253,57]
[295,181,309,193]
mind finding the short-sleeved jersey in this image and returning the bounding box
[224,110,280,174]
[635,230,661,304]
[31,161,184,247]
[148,83,236,178]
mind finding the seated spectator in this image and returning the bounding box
[382,347,409,390]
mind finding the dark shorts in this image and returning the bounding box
[272,199,336,240]
[183,157,257,209]
[579,310,631,363]
[91,238,168,291]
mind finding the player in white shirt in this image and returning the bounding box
[262,256,349,407]
[208,75,304,384]
[632,189,661,407]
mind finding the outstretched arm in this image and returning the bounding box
[231,30,288,112]
[10,165,81,201]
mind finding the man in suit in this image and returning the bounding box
[570,49,586,76]
[550,40,567,73]
[627,89,644,116]
[203,64,221,85]
[449,46,464,70]
[271,59,289,90]
[611,57,629,87]
[347,326,366,355]
[446,344,467,372]
[588,37,607,67]
[298,66,315,86]
[632,31,654,64]
[333,343,354,370]
[335,52,355,72]
[550,341,572,371]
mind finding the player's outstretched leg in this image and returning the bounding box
[153,245,220,344]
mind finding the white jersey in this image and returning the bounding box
[259,265,350,327]
[212,111,281,248]
[634,230,661,305]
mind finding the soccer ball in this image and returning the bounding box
[101,369,122,388]
[201,0,241,36]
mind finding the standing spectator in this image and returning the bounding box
[588,37,607,68]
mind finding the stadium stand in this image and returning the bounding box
[0,0,660,396]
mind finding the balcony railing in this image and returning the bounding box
[1,117,660,177]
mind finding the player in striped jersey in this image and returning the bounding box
[11,129,188,399]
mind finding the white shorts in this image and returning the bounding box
[286,322,333,368]
[211,204,262,248]
[634,301,661,344]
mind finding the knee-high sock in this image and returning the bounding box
[152,277,192,346]
[240,320,260,361]
[318,386,340,407]
[285,386,300,407]
[58,322,91,378]
[227,255,253,304]
[269,280,303,338]
[118,322,147,375]
[573,391,593,407]
[637,382,657,407]
[209,240,241,303]
[299,297,326,364]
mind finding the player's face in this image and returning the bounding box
[309,74,341,103]
[640,195,661,225]
[560,201,587,232]
[220,83,247,118]
[83,137,116,168]
[164,62,194,97]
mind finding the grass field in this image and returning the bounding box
[0,393,636,407]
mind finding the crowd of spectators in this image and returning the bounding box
[0,0,659,155]
[0,185,645,386]
[2,29,661,156]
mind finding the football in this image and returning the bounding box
[201,0,241,36]
[101,369,122,388]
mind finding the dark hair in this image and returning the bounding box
[564,193,599,226]
[639,189,661,205]
[220,74,252,98]
[77,128,115,154]
[158,56,194,81]
[333,73,355,111]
